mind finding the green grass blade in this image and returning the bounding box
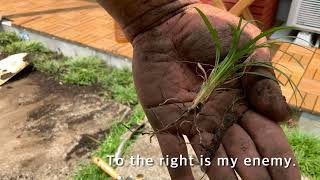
[219,19,243,70]
[240,19,259,35]
[251,41,305,69]
[194,7,221,66]
[238,71,282,85]
[243,26,293,52]
[271,62,294,74]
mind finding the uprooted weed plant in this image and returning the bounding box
[191,8,303,111]
[151,9,304,149]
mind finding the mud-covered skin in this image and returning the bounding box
[98,1,300,179]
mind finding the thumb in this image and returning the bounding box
[242,49,291,122]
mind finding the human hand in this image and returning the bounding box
[98,1,301,179]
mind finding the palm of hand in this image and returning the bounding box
[131,4,300,180]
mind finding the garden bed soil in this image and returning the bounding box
[0,68,129,179]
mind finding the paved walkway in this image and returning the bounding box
[273,44,320,114]
[0,0,132,58]
[1,0,319,114]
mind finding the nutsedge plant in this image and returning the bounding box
[190,8,303,111]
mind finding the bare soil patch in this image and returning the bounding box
[0,68,129,180]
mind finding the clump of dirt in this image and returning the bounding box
[0,69,130,179]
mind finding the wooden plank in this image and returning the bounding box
[291,75,302,85]
[287,44,315,57]
[302,93,318,111]
[314,98,320,113]
[272,51,284,62]
[280,84,294,103]
[310,53,320,68]
[278,53,293,63]
[277,61,304,74]
[215,0,256,25]
[92,39,125,53]
[277,74,289,86]
[278,43,291,52]
[299,79,320,96]
[229,0,255,16]
[274,70,281,78]
[289,91,306,108]
[290,54,302,64]
[303,68,316,80]
[117,44,134,58]
[212,0,227,10]
[314,70,320,81]
[299,55,312,67]
[242,8,257,25]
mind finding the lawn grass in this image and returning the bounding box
[0,31,22,47]
[33,55,138,105]
[283,126,320,180]
[1,31,320,180]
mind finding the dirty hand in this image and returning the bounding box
[98,1,300,179]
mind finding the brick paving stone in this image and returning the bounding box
[0,0,132,58]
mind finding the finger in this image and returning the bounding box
[242,48,290,122]
[245,78,290,122]
[239,111,301,180]
[156,132,195,180]
[222,124,271,180]
[189,132,237,180]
